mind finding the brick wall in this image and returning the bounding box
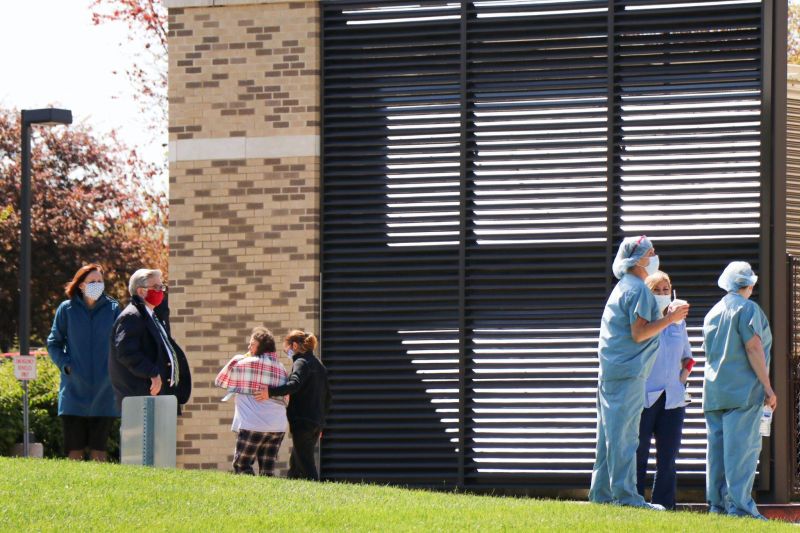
[166,0,320,473]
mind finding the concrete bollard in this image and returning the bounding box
[12,435,44,458]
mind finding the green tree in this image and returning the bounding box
[0,108,167,352]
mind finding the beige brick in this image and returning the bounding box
[168,2,320,476]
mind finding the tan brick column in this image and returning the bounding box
[165,0,320,473]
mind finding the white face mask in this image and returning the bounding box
[286,349,295,358]
[644,255,660,276]
[84,281,105,301]
[653,294,672,313]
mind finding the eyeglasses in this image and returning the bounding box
[147,284,167,292]
[629,235,647,257]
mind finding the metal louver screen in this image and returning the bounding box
[321,0,768,489]
[789,86,800,254]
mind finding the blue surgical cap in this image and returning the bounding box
[718,261,758,293]
[612,236,653,279]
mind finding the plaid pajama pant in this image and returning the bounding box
[233,429,285,476]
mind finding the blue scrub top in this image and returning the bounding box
[645,321,693,409]
[702,293,772,412]
[598,273,661,381]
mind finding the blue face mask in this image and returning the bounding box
[653,294,672,313]
[644,255,660,276]
[286,349,295,358]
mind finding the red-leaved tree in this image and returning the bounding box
[0,108,168,351]
[791,2,800,65]
[90,0,168,133]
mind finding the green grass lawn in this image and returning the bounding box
[0,457,793,532]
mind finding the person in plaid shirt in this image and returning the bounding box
[215,327,288,476]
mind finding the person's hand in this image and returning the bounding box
[150,375,162,396]
[679,368,690,385]
[255,388,270,402]
[764,387,777,411]
[666,304,689,324]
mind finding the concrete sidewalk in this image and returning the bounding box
[678,503,800,522]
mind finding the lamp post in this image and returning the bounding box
[19,108,72,457]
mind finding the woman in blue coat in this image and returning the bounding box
[47,264,121,460]
[703,261,776,519]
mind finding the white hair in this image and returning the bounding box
[128,269,162,296]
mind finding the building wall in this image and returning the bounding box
[166,0,320,472]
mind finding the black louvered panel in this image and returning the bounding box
[788,86,800,254]
[464,324,602,483]
[321,0,773,491]
[322,1,463,485]
[615,0,762,240]
[614,0,762,482]
[677,326,708,473]
[464,0,609,485]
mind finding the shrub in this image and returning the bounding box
[0,354,119,459]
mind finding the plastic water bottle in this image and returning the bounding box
[759,406,773,437]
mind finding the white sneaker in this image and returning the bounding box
[646,503,666,511]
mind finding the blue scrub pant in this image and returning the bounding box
[636,393,685,510]
[705,403,763,518]
[589,377,647,506]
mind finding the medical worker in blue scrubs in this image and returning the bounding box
[703,261,776,519]
[589,236,689,509]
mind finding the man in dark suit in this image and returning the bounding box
[109,269,191,411]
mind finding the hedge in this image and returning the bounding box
[0,354,119,459]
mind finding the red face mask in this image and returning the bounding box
[144,289,164,307]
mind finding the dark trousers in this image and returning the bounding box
[288,420,321,480]
[636,392,686,509]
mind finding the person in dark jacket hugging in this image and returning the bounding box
[256,330,331,480]
[109,269,191,412]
